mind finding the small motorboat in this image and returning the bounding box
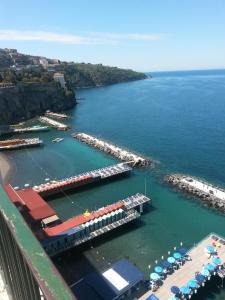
[52,138,64,143]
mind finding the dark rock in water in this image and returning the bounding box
[0,82,76,125]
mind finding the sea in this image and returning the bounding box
[6,69,225,299]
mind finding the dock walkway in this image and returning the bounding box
[32,163,132,196]
[123,193,151,211]
[140,233,225,300]
[39,116,68,130]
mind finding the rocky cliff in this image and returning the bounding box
[0,83,76,125]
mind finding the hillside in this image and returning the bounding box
[0,48,147,88]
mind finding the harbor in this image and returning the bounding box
[0,138,43,151]
[166,174,225,213]
[31,162,132,197]
[140,233,225,300]
[39,116,69,130]
[73,132,151,167]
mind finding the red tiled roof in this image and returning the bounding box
[44,202,124,237]
[4,185,56,221]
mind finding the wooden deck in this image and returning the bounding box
[140,234,225,300]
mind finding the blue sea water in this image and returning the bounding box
[7,69,225,299]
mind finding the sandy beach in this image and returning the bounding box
[0,153,13,185]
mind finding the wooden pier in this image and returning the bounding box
[32,163,132,197]
[122,193,151,212]
[72,132,151,167]
[140,233,225,300]
[39,116,68,131]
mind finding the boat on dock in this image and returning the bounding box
[72,132,152,167]
[45,111,69,120]
[166,174,225,213]
[0,138,43,151]
[31,162,132,197]
[39,116,69,131]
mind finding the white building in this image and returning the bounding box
[39,57,48,69]
[53,72,66,88]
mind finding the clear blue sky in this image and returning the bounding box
[0,0,225,71]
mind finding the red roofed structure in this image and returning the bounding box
[4,184,56,222]
[44,202,124,237]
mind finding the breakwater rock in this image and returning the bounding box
[0,82,76,125]
[73,132,152,167]
[166,174,225,213]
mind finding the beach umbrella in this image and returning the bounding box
[170,286,180,295]
[154,266,163,273]
[206,245,215,253]
[201,269,210,277]
[150,273,160,281]
[212,257,222,265]
[188,279,199,289]
[206,264,215,272]
[167,257,176,264]
[195,274,205,282]
[173,252,182,260]
[179,248,187,255]
[162,261,170,268]
[180,286,191,295]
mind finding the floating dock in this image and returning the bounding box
[12,125,49,133]
[41,193,150,256]
[166,174,225,213]
[140,233,225,300]
[0,138,43,151]
[32,163,132,197]
[72,132,151,167]
[39,116,68,131]
[45,111,69,120]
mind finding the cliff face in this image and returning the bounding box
[0,83,76,125]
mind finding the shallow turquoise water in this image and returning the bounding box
[7,69,225,299]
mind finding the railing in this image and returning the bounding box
[0,186,76,300]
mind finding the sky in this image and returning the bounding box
[0,0,225,71]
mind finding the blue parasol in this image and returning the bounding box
[162,260,170,268]
[188,279,199,289]
[150,273,160,281]
[206,245,215,252]
[173,252,182,260]
[180,286,191,295]
[201,269,210,277]
[195,274,205,282]
[154,266,163,273]
[179,248,187,255]
[206,263,215,272]
[213,257,222,265]
[167,257,176,264]
[170,286,180,294]
[168,296,179,300]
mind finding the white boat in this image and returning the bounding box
[52,138,64,143]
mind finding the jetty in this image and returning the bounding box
[140,233,225,300]
[0,138,43,151]
[166,174,225,213]
[45,111,69,120]
[41,193,151,257]
[72,132,151,167]
[31,163,132,197]
[39,116,68,131]
[12,125,49,133]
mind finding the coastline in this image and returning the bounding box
[0,153,13,185]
